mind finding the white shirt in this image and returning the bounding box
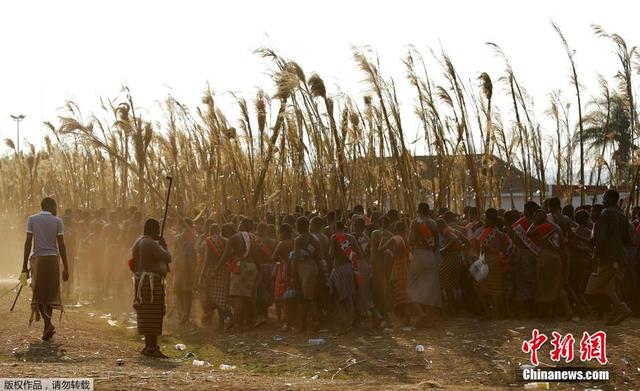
[26,211,64,257]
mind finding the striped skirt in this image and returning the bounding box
[474,252,507,298]
[134,273,165,336]
[438,250,462,290]
[391,254,408,307]
[329,262,356,302]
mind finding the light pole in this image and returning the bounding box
[10,114,25,153]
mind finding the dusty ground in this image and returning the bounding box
[1,279,639,390]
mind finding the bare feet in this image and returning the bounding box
[253,316,267,329]
[143,347,168,358]
[606,304,632,326]
[42,325,56,341]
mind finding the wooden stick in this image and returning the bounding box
[331,359,367,380]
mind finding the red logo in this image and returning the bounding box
[521,330,607,366]
[521,328,548,366]
[579,331,607,365]
[550,331,575,363]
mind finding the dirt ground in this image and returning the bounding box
[1,279,639,390]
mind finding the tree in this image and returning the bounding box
[579,92,633,187]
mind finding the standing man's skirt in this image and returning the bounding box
[229,261,259,298]
[296,258,318,301]
[585,261,623,297]
[134,274,165,336]
[535,247,563,303]
[29,256,63,322]
[408,249,442,308]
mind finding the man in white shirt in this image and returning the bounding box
[21,197,69,340]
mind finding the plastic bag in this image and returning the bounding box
[469,253,488,282]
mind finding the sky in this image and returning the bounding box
[0,0,639,160]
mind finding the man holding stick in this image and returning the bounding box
[21,197,69,340]
[131,218,171,357]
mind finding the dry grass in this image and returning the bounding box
[1,24,639,217]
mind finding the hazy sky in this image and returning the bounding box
[1,0,639,156]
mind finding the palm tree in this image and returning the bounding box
[579,92,633,188]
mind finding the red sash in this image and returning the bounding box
[205,236,239,272]
[228,258,240,273]
[415,219,435,249]
[511,217,540,255]
[535,223,561,250]
[335,232,363,285]
[476,226,493,245]
[254,235,273,258]
[206,236,225,257]
[478,226,512,272]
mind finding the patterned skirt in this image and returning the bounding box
[229,261,259,298]
[205,263,230,310]
[329,262,356,302]
[474,252,508,298]
[390,254,408,307]
[438,250,462,290]
[134,273,165,336]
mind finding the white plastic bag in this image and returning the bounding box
[469,253,488,282]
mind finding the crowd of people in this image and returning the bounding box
[52,189,638,348]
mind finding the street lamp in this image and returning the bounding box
[10,114,25,153]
